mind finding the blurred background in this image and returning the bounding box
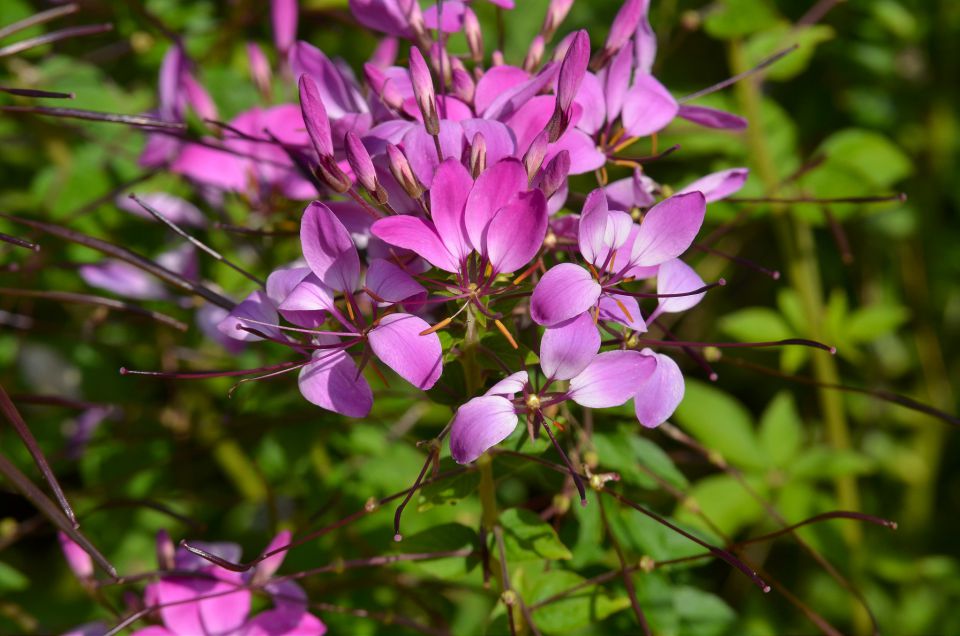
[1,0,958,634]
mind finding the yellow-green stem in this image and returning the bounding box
[728,40,861,537]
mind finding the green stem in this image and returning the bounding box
[728,40,861,539]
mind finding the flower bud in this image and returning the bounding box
[409,46,439,135]
[451,61,475,104]
[603,0,644,61]
[247,42,272,99]
[464,8,483,63]
[58,532,94,581]
[523,130,549,181]
[156,529,175,571]
[271,0,298,56]
[557,30,589,115]
[469,132,486,178]
[369,36,398,69]
[298,74,333,158]
[523,35,546,72]
[491,50,505,67]
[541,0,574,41]
[539,150,570,199]
[387,143,424,199]
[345,132,377,193]
[317,156,352,194]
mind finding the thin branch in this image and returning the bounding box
[0,288,188,331]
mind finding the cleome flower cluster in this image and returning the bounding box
[82,0,750,466]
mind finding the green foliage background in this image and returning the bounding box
[0,0,958,634]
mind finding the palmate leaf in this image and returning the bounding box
[525,569,631,634]
[497,508,571,562]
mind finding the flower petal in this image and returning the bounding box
[300,201,361,292]
[530,263,602,327]
[630,191,705,266]
[578,188,609,265]
[401,120,463,187]
[677,104,747,131]
[298,349,373,417]
[656,258,706,314]
[278,274,344,327]
[218,290,280,342]
[621,73,678,138]
[602,44,633,123]
[423,1,466,32]
[678,167,749,203]
[568,350,656,408]
[598,293,647,332]
[197,570,252,635]
[58,532,93,580]
[254,530,292,582]
[459,119,517,166]
[485,371,529,397]
[371,215,457,272]
[449,396,518,464]
[474,65,529,115]
[365,258,425,304]
[429,159,474,263]
[243,608,327,636]
[79,260,167,300]
[484,189,548,274]
[540,312,600,381]
[368,313,442,389]
[464,158,527,249]
[633,349,684,428]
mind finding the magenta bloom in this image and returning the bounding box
[372,157,547,276]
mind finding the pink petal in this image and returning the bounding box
[656,258,706,314]
[58,532,93,580]
[298,349,373,417]
[606,0,645,54]
[621,73,678,138]
[449,396,518,464]
[530,263,602,327]
[198,570,252,635]
[464,158,528,249]
[605,170,656,210]
[266,267,311,307]
[630,191,705,266]
[297,75,333,157]
[459,119,517,165]
[634,349,684,428]
[401,120,463,187]
[371,215,457,272]
[271,0,298,54]
[422,1,466,32]
[290,42,367,119]
[485,371,529,397]
[677,104,747,131]
[242,608,327,636]
[678,167,749,203]
[368,313,442,389]
[278,274,343,328]
[254,530,292,581]
[604,210,634,253]
[484,62,560,120]
[154,577,208,634]
[365,259,426,304]
[568,350,656,408]
[635,1,657,73]
[547,128,605,174]
[130,628,173,636]
[218,290,280,342]
[300,202,360,292]
[540,312,600,381]
[429,159,474,263]
[571,72,605,135]
[598,293,647,331]
[348,0,415,37]
[484,189,548,274]
[558,30,590,115]
[602,44,633,123]
[79,260,167,300]
[474,65,529,115]
[118,192,206,227]
[578,188,609,265]
[504,94,554,157]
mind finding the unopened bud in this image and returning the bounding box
[604,0,644,61]
[464,8,483,63]
[451,62,475,104]
[156,529,175,571]
[539,150,570,199]
[469,132,487,178]
[523,35,545,72]
[409,46,439,135]
[541,0,574,41]
[317,156,352,194]
[298,74,333,158]
[345,132,378,193]
[247,42,272,99]
[491,50,505,67]
[387,144,424,199]
[523,130,549,180]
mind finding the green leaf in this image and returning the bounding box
[498,508,572,562]
[703,0,781,39]
[674,586,737,636]
[393,523,478,578]
[759,391,804,467]
[418,468,480,512]
[677,474,768,536]
[673,380,767,470]
[744,24,835,81]
[525,569,630,633]
[0,561,29,592]
[845,304,910,342]
[790,447,876,480]
[719,307,793,343]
